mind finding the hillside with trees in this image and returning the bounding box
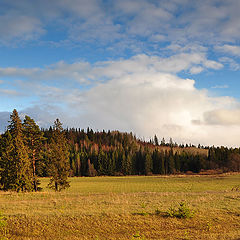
[0,109,240,192]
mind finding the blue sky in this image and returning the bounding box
[1,0,240,146]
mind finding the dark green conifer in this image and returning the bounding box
[122,151,132,175]
[7,109,33,191]
[48,119,70,191]
[154,135,159,146]
[144,151,152,175]
[23,115,45,191]
[160,150,165,175]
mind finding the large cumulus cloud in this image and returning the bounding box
[73,70,239,147]
[0,53,239,147]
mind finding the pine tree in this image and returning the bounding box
[97,149,104,175]
[23,115,45,191]
[144,149,153,175]
[6,109,33,191]
[48,119,70,191]
[174,152,180,173]
[121,151,132,175]
[154,135,159,146]
[168,148,175,174]
[80,150,88,176]
[160,150,165,175]
[152,149,161,174]
[168,155,175,174]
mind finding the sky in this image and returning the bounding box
[1,0,240,147]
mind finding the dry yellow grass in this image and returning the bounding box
[0,174,240,239]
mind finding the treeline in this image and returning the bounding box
[61,128,240,177]
[0,110,240,192]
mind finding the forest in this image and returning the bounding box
[0,109,240,192]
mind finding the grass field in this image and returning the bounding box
[0,174,240,239]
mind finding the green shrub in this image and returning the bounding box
[131,231,145,240]
[134,202,149,216]
[167,202,195,219]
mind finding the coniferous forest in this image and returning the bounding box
[0,109,240,192]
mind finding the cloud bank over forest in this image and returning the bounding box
[1,54,240,147]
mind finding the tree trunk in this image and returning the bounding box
[55,182,58,191]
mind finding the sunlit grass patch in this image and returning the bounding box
[0,174,240,239]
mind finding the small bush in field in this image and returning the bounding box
[134,202,149,216]
[131,232,145,240]
[167,202,195,219]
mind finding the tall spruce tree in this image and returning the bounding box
[6,109,33,191]
[23,115,45,191]
[48,119,70,191]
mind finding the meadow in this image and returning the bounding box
[0,174,240,240]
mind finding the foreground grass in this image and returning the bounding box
[0,174,240,239]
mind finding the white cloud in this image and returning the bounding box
[211,84,229,89]
[149,34,166,42]
[203,109,240,125]
[219,57,240,70]
[203,60,223,70]
[215,45,240,56]
[0,67,39,77]
[0,62,91,83]
[0,0,240,57]
[0,13,44,45]
[0,53,238,147]
[92,53,222,78]
[66,69,240,147]
[0,53,222,83]
[189,66,204,74]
